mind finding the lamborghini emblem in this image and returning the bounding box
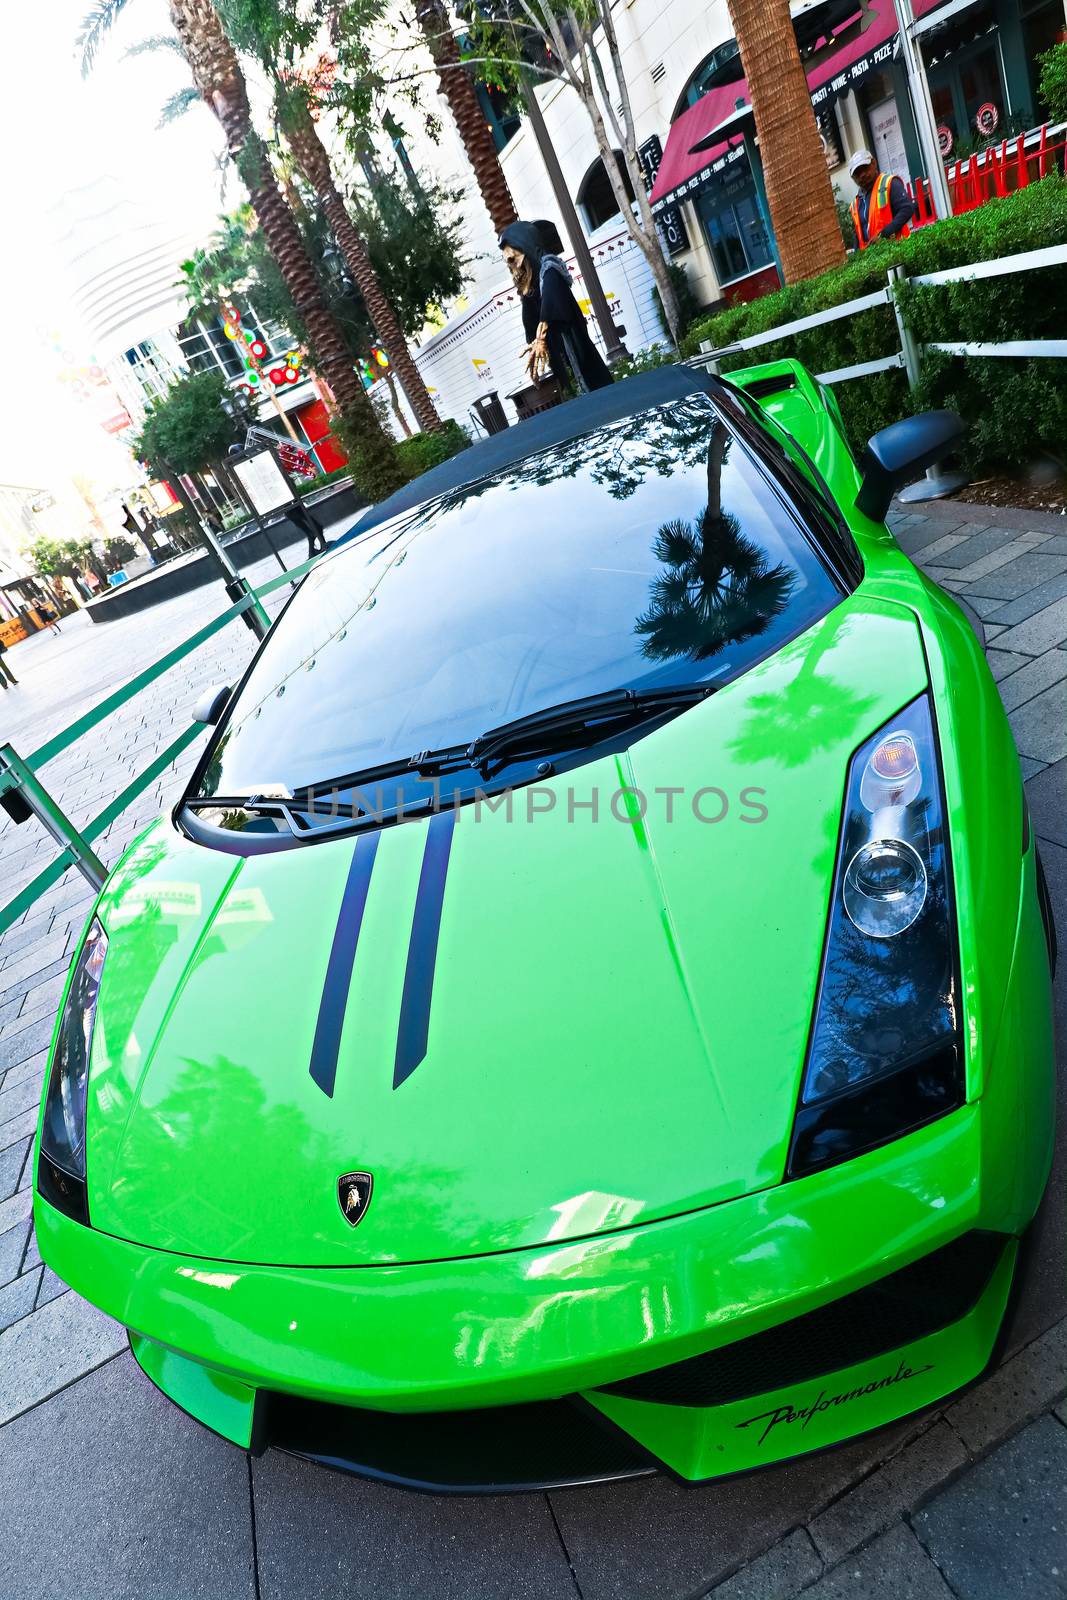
[337,1171,373,1226]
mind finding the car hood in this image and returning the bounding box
[86,598,927,1266]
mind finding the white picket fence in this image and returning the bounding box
[686,242,1067,389]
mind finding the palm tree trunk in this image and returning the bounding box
[170,0,403,493]
[725,0,845,284]
[415,0,518,237]
[285,104,443,434]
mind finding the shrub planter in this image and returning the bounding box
[84,478,363,624]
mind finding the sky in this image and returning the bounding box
[1,0,232,498]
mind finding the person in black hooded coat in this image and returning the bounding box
[499,221,613,395]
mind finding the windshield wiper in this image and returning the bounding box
[211,684,716,824]
[464,683,715,770]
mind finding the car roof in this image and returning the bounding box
[336,364,722,545]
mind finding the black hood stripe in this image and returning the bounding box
[394,809,457,1089]
[309,832,380,1097]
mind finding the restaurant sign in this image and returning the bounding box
[651,140,747,217]
[810,35,899,110]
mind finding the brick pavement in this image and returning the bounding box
[0,501,1064,1599]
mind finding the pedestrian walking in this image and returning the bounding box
[847,149,917,250]
[0,637,18,688]
[40,603,61,635]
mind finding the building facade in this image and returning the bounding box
[385,0,1062,424]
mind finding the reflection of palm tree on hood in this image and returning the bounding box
[635,425,796,664]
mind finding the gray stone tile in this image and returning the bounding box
[986,649,1032,682]
[905,531,971,562]
[0,1287,128,1426]
[20,1221,41,1273]
[1020,756,1049,781]
[706,1529,823,1600]
[965,594,1015,619]
[0,1265,41,1331]
[946,1317,1067,1455]
[991,583,1067,636]
[808,1422,967,1565]
[999,651,1067,714]
[914,1416,1067,1600]
[0,1219,31,1287]
[0,1105,38,1154]
[0,1013,57,1074]
[0,956,70,1014]
[0,1187,32,1242]
[0,933,68,991]
[35,1266,68,1309]
[1009,681,1067,766]
[0,1046,49,1094]
[0,1068,45,1132]
[0,994,59,1042]
[984,623,1007,639]
[1034,536,1067,556]
[549,1420,922,1600]
[965,554,1067,602]
[802,1524,953,1600]
[0,1134,30,1203]
[0,1352,255,1600]
[928,526,1005,568]
[1027,759,1067,848]
[254,1447,576,1600]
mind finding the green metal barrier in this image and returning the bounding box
[0,544,330,940]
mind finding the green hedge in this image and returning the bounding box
[681,177,1067,470]
[396,417,471,481]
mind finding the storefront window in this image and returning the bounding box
[1023,1,1064,114]
[922,5,1006,158]
[696,165,773,286]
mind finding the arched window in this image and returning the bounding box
[577,155,635,232]
[673,40,743,118]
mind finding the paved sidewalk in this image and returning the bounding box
[0,501,1064,1599]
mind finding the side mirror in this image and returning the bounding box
[855,410,965,522]
[192,684,231,726]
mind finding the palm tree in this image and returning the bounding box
[414,0,518,237]
[279,91,443,433]
[79,0,404,495]
[635,427,796,663]
[725,0,845,283]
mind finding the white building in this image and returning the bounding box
[386,0,1056,425]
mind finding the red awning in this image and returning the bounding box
[807,0,898,104]
[648,82,750,205]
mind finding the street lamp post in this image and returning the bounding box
[893,0,953,221]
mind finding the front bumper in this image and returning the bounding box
[35,1098,1040,1487]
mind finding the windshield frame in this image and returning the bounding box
[176,386,851,854]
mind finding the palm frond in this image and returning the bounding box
[158,85,201,128]
[123,32,183,60]
[77,0,133,76]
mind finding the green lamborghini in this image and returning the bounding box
[35,362,1056,1490]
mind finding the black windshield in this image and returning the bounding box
[187,394,840,808]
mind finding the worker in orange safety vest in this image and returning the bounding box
[848,148,917,249]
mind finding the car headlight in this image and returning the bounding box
[788,695,962,1178]
[37,917,108,1223]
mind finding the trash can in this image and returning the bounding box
[471,392,510,435]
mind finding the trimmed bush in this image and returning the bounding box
[396,418,471,480]
[682,178,1067,470]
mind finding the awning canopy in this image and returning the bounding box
[650,0,908,213]
[648,83,751,209]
